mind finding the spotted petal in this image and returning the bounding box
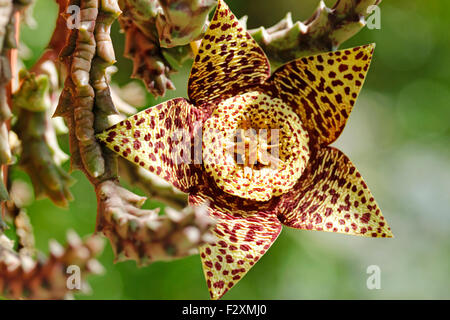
[190,185,281,300]
[276,147,393,238]
[188,0,270,106]
[96,98,206,192]
[267,44,375,146]
[199,208,281,300]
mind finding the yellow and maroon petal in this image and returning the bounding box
[188,0,270,106]
[266,44,375,146]
[191,191,281,300]
[276,147,393,238]
[96,98,206,192]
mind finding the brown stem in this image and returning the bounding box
[52,0,214,266]
[118,157,188,210]
[1,10,19,219]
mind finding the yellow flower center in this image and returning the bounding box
[202,91,310,201]
[227,118,280,177]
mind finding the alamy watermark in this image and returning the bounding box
[66,5,81,30]
[65,5,381,31]
[144,125,282,168]
[366,5,381,30]
[366,265,381,290]
[66,265,81,290]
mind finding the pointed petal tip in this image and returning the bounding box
[268,44,376,146]
[209,289,226,300]
[361,43,376,55]
[188,0,270,105]
[94,98,202,192]
[361,227,394,239]
[198,200,282,300]
[384,227,394,239]
[368,42,376,51]
[276,148,393,239]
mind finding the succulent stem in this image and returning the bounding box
[53,0,215,265]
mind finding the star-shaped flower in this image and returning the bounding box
[97,0,393,299]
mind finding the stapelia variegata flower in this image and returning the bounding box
[97,0,393,299]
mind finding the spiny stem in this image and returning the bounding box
[1,9,19,220]
[53,0,214,265]
[119,0,382,96]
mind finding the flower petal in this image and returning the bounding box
[96,98,206,192]
[190,184,281,300]
[276,147,393,238]
[188,0,270,106]
[267,44,375,146]
[199,208,281,300]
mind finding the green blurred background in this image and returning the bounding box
[10,0,450,299]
